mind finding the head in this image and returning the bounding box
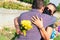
[32,0,44,13]
[43,3,56,16]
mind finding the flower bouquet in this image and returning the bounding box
[20,20,33,36]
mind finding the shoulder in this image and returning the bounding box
[50,16,56,24]
[19,11,29,18]
[42,14,56,21]
[42,14,56,27]
[20,12,28,16]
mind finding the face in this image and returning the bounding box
[47,4,56,15]
[43,4,56,15]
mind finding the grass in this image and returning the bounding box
[0,27,60,40]
[0,27,16,40]
[0,35,10,40]
[54,35,60,40]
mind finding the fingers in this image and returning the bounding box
[36,15,39,20]
[17,31,23,35]
[40,18,43,21]
[32,15,39,20]
[31,18,35,23]
[32,16,37,20]
[31,15,38,21]
[31,16,36,22]
[31,17,35,22]
[31,20,35,24]
[16,29,23,35]
[20,32,24,35]
[31,15,43,23]
[16,31,20,35]
[31,15,39,24]
[31,15,40,21]
[17,31,20,35]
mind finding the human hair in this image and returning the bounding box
[48,3,57,13]
[32,0,44,9]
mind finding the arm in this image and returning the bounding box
[40,27,52,40]
[31,16,53,40]
[39,27,52,40]
[14,17,23,35]
[14,17,19,29]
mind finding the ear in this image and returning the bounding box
[41,7,44,12]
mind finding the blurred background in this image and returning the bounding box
[0,0,60,40]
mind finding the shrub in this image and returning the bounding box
[20,0,33,4]
[0,1,3,8]
[0,1,31,10]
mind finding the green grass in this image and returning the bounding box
[0,27,16,40]
[54,35,60,40]
[0,27,60,40]
[0,35,10,40]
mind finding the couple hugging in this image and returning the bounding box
[14,0,57,40]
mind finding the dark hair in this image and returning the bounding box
[48,3,56,13]
[32,0,44,9]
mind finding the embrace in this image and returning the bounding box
[14,0,57,40]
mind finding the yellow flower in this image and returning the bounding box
[20,20,33,36]
[21,20,32,30]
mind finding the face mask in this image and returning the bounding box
[43,7,52,15]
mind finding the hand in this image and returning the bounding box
[31,15,43,29]
[16,28,23,35]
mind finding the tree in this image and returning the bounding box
[44,0,50,6]
[20,0,33,4]
[20,0,50,5]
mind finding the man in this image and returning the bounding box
[14,0,56,40]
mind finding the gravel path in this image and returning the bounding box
[0,8,28,28]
